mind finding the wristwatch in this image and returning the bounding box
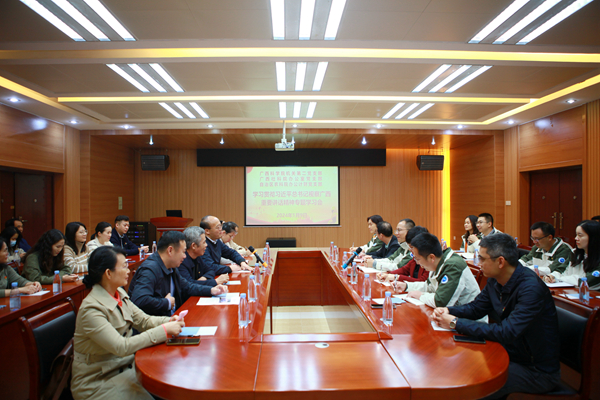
[449,317,458,329]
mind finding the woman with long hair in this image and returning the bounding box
[0,237,41,297]
[86,222,114,254]
[350,214,385,255]
[22,229,78,284]
[64,222,91,273]
[71,246,184,400]
[463,215,482,253]
[545,220,600,289]
[0,226,26,263]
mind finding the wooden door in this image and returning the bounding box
[14,173,53,247]
[529,168,582,247]
[0,171,15,226]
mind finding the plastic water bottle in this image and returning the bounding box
[363,274,371,301]
[330,241,334,258]
[139,244,145,259]
[248,276,258,302]
[53,270,61,294]
[333,245,338,262]
[151,241,157,254]
[238,293,249,327]
[514,237,518,245]
[579,277,590,303]
[441,238,446,249]
[534,265,540,277]
[10,282,21,311]
[265,242,270,262]
[343,251,348,264]
[253,265,261,285]
[383,291,393,326]
[263,248,268,266]
[351,261,358,284]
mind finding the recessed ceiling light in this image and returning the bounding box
[566,99,576,104]
[129,64,166,92]
[508,119,515,124]
[306,102,317,118]
[429,65,471,93]
[276,62,286,91]
[107,64,148,92]
[82,0,135,41]
[149,64,184,92]
[493,0,561,44]
[361,136,367,145]
[293,102,301,118]
[20,0,84,41]
[174,102,196,118]
[469,0,531,44]
[445,66,492,93]
[52,0,109,41]
[431,137,436,145]
[270,0,285,40]
[324,0,347,40]
[299,0,316,40]
[70,119,77,124]
[207,124,214,128]
[395,103,420,119]
[220,137,224,145]
[382,103,405,119]
[312,62,328,91]
[376,124,383,129]
[149,135,154,145]
[457,125,464,129]
[295,62,307,91]
[189,102,209,118]
[408,103,435,119]
[292,124,298,128]
[123,124,131,129]
[279,102,287,119]
[413,65,452,93]
[517,0,594,45]
[9,97,19,103]
[159,102,183,119]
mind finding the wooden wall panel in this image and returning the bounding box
[503,127,519,240]
[58,126,81,228]
[80,132,91,230]
[0,103,65,173]
[88,137,135,229]
[585,100,600,219]
[518,106,585,171]
[133,148,443,248]
[493,132,505,233]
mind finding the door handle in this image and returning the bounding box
[551,212,557,229]
[559,212,563,230]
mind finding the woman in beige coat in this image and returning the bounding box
[71,246,185,400]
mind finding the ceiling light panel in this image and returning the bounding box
[407,103,435,119]
[306,102,317,118]
[324,0,347,40]
[149,64,184,92]
[295,62,307,91]
[107,64,149,92]
[190,102,209,118]
[413,65,451,93]
[293,101,302,118]
[429,65,472,93]
[382,103,405,119]
[413,65,491,93]
[279,102,287,118]
[159,102,183,119]
[270,0,285,40]
[129,64,166,92]
[276,62,286,91]
[109,64,184,93]
[299,0,316,40]
[174,102,196,119]
[395,103,420,120]
[312,62,328,91]
[20,0,135,41]
[271,0,346,40]
[493,0,561,44]
[469,0,531,43]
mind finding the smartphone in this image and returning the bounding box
[371,303,396,309]
[167,337,201,346]
[453,335,486,345]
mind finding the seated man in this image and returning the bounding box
[349,214,385,256]
[520,221,572,276]
[128,231,227,316]
[369,218,414,272]
[200,216,253,276]
[432,233,560,399]
[180,226,228,286]
[376,226,429,283]
[471,213,502,250]
[5,218,31,252]
[365,221,400,260]
[394,232,480,308]
[109,215,149,256]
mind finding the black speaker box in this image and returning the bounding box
[416,155,444,171]
[141,155,170,171]
[266,237,296,248]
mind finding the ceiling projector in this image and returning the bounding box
[275,122,295,151]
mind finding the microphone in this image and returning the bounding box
[342,247,362,269]
[248,246,267,267]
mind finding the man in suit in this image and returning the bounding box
[200,215,253,276]
[365,221,400,260]
[180,226,229,286]
[110,215,149,256]
[128,230,227,316]
[369,218,414,271]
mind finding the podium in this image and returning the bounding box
[149,217,194,237]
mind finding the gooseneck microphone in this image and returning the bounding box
[342,247,362,269]
[248,246,267,267]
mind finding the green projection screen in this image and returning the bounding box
[245,166,340,226]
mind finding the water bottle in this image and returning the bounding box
[363,274,371,301]
[151,241,157,254]
[330,241,334,258]
[238,293,249,327]
[579,277,590,303]
[53,270,61,294]
[265,242,270,262]
[351,261,358,284]
[383,291,393,326]
[343,251,348,264]
[474,248,478,261]
[14,251,21,264]
[263,248,268,267]
[139,244,145,259]
[10,282,21,311]
[253,265,261,285]
[441,238,446,249]
[514,237,518,245]
[534,265,540,277]
[333,245,338,262]
[248,276,257,302]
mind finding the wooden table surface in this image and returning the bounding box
[134,248,511,400]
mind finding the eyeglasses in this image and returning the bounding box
[530,234,550,242]
[478,255,499,262]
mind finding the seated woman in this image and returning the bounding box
[0,237,42,297]
[462,215,481,253]
[545,220,600,289]
[22,229,78,284]
[223,222,250,257]
[0,226,26,263]
[349,214,385,256]
[71,246,184,400]
[64,222,91,274]
[86,222,114,254]
[376,226,430,283]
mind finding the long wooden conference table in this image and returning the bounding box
[135,248,509,400]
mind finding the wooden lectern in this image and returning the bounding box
[149,217,194,237]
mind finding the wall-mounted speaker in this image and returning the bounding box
[141,155,170,171]
[416,155,444,171]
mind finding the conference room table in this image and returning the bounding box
[135,248,510,400]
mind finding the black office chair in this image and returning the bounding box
[19,298,77,400]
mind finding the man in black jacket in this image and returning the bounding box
[200,216,253,276]
[367,221,400,259]
[180,226,229,286]
[109,215,148,256]
[128,231,227,316]
[432,233,560,399]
